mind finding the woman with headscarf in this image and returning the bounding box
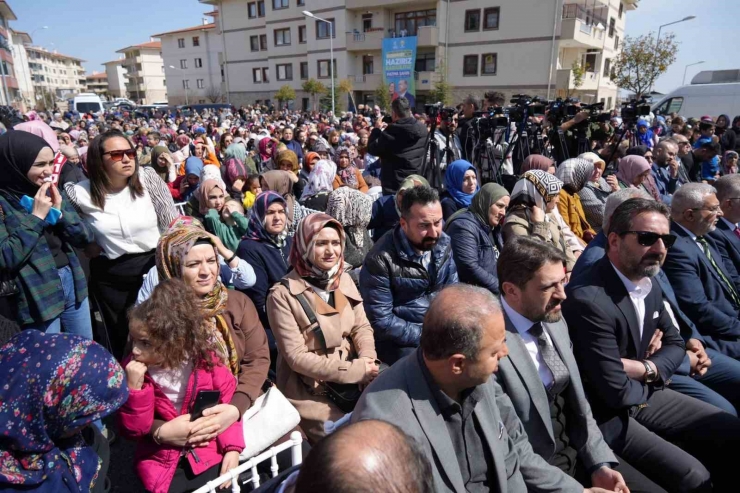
[260,170,315,236]
[0,131,94,335]
[200,179,249,252]
[299,159,336,212]
[520,154,556,174]
[148,145,175,184]
[332,146,369,193]
[58,145,88,186]
[135,224,270,454]
[636,119,657,149]
[616,154,655,196]
[578,152,617,233]
[445,183,510,294]
[722,150,739,175]
[0,331,128,493]
[555,158,598,243]
[266,213,378,443]
[169,156,204,202]
[367,174,429,242]
[729,116,740,154]
[298,151,320,200]
[326,187,374,272]
[257,137,279,172]
[503,170,576,273]
[718,115,737,153]
[441,159,478,220]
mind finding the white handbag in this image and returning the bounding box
[240,384,301,460]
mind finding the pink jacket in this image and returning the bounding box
[117,356,245,493]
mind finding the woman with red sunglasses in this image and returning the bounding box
[65,129,178,359]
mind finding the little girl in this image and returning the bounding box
[118,279,244,493]
[242,174,263,211]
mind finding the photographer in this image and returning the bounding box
[456,95,479,162]
[432,111,462,169]
[368,97,428,196]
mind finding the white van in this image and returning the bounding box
[73,93,104,115]
[651,83,740,118]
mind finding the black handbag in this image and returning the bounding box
[282,280,388,413]
[0,205,20,299]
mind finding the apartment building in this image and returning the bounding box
[9,29,33,110]
[86,72,108,97]
[154,16,225,105]
[103,59,128,98]
[0,0,21,107]
[116,41,166,104]
[201,0,636,110]
[25,45,86,108]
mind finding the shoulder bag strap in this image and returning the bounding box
[280,279,328,352]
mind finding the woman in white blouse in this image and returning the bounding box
[66,129,177,358]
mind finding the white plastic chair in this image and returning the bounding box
[192,431,303,493]
[174,202,187,216]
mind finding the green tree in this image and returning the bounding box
[274,85,296,109]
[302,78,327,111]
[373,78,391,113]
[569,60,586,97]
[429,61,452,106]
[338,78,356,112]
[610,32,679,99]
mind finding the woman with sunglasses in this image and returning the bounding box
[65,129,178,359]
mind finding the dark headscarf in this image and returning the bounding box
[0,130,52,198]
[246,191,289,247]
[149,145,171,182]
[0,330,127,491]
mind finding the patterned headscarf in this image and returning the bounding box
[444,159,478,208]
[261,170,296,226]
[246,191,289,247]
[334,146,359,189]
[395,174,430,216]
[289,213,346,291]
[556,158,594,193]
[301,159,336,201]
[511,169,563,210]
[155,225,238,374]
[0,331,127,491]
[326,187,373,248]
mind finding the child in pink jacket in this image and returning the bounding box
[117,279,244,493]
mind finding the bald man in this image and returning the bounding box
[353,284,601,493]
[651,139,682,203]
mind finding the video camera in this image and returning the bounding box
[508,94,547,122]
[425,102,457,123]
[620,97,651,122]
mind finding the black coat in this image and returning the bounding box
[445,211,501,294]
[367,117,428,195]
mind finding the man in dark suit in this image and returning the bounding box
[353,284,599,493]
[564,198,740,492]
[663,183,740,358]
[496,237,663,492]
[710,174,740,281]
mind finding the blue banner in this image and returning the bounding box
[382,36,417,109]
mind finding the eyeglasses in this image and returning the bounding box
[618,231,676,248]
[103,149,137,162]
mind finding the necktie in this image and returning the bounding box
[529,323,570,398]
[697,236,740,306]
[734,226,740,241]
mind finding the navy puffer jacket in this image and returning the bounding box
[446,210,500,294]
[360,225,458,357]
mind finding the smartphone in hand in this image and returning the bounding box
[190,390,221,421]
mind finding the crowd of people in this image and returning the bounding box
[1,94,740,493]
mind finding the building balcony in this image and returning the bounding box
[122,56,142,67]
[560,17,606,50]
[416,25,438,47]
[345,30,385,51]
[346,0,427,10]
[414,71,439,91]
[349,73,382,92]
[622,0,639,10]
[556,68,600,94]
[126,83,146,92]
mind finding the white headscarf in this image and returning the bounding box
[300,159,336,200]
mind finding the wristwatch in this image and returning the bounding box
[643,360,658,383]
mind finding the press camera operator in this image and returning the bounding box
[553,101,609,162]
[432,110,462,169]
[456,95,480,162]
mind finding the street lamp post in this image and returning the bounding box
[651,16,696,93]
[303,10,334,117]
[682,61,705,86]
[169,65,189,105]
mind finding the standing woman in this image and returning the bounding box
[266,214,378,443]
[0,131,95,335]
[65,129,178,359]
[441,159,478,220]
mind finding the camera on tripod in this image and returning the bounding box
[546,98,579,125]
[424,102,457,123]
[620,97,651,122]
[508,95,546,122]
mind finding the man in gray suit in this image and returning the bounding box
[496,237,663,492]
[352,283,606,493]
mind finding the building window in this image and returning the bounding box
[260,34,268,51]
[180,59,187,69]
[297,0,304,5]
[193,36,200,47]
[262,67,269,83]
[276,63,293,81]
[463,55,478,76]
[248,2,257,18]
[603,58,611,77]
[183,80,190,89]
[362,13,373,32]
[195,58,203,68]
[316,19,335,39]
[197,79,205,88]
[363,55,374,75]
[464,10,480,32]
[414,53,435,72]
[253,68,262,83]
[614,35,620,50]
[273,0,288,10]
[300,61,309,79]
[395,10,436,36]
[299,25,307,44]
[483,7,500,30]
[163,80,167,86]
[481,53,497,75]
[250,35,259,52]
[258,1,265,17]
[177,38,185,48]
[608,18,615,38]
[582,52,597,72]
[317,59,336,79]
[619,2,623,19]
[274,28,291,46]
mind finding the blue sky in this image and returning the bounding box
[9,0,737,94]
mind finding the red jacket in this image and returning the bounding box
[117,356,244,493]
[168,175,186,201]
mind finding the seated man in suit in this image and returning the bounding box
[496,236,663,492]
[353,284,602,493]
[710,174,740,280]
[663,183,740,358]
[573,190,740,416]
[564,197,740,492]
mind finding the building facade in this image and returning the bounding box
[9,29,33,110]
[25,46,86,108]
[201,0,636,111]
[103,59,128,98]
[116,41,166,104]
[154,17,225,105]
[0,1,21,107]
[85,72,108,98]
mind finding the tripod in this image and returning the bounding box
[419,115,449,190]
[603,120,640,176]
[473,128,506,185]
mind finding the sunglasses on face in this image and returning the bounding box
[619,231,676,248]
[103,149,137,162]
